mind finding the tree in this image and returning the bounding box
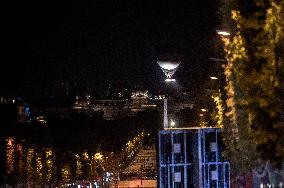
[218,0,284,181]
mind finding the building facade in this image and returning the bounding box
[158,127,229,188]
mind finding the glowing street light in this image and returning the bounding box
[210,76,218,80]
[216,30,230,36]
[201,108,207,112]
[170,120,176,127]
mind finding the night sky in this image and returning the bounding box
[2,1,219,101]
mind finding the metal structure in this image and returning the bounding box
[158,127,230,188]
[163,99,169,129]
[157,61,181,82]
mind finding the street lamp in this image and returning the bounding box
[216,30,230,37]
[208,57,226,94]
[210,76,218,80]
[170,120,176,127]
[199,111,207,127]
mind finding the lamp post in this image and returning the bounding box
[216,30,230,37]
[208,56,227,92]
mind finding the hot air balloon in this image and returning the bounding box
[157,61,181,82]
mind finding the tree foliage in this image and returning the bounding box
[0,106,159,186]
[219,0,284,173]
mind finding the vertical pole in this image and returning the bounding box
[164,99,168,129]
[184,132,187,188]
[198,129,203,188]
[171,131,174,188]
[140,167,143,186]
[216,130,219,188]
[223,163,225,188]
[158,132,162,188]
[228,163,230,188]
[167,133,171,188]
[203,130,206,187]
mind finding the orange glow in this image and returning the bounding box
[6,137,15,174]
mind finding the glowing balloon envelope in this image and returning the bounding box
[157,61,181,82]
